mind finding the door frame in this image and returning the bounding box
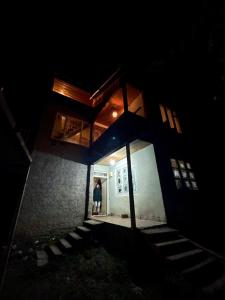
[93,171,109,215]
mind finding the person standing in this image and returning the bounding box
[93,179,102,215]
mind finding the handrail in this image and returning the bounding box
[89,67,121,101]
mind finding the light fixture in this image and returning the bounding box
[112,111,118,118]
[109,159,115,166]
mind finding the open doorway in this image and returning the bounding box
[92,176,107,216]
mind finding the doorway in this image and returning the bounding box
[93,176,107,216]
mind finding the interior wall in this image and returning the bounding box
[92,144,166,222]
[109,158,130,216]
[108,144,166,222]
[131,145,166,222]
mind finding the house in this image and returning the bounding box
[13,66,200,242]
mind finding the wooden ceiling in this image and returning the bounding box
[52,78,92,106]
[96,140,151,166]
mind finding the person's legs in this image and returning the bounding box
[97,202,101,214]
[93,201,98,213]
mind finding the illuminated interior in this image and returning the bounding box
[90,140,166,228]
[51,113,90,147]
[92,84,146,142]
[127,84,146,118]
[93,87,124,141]
[159,104,182,133]
[53,78,147,143]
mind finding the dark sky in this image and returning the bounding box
[1,2,225,128]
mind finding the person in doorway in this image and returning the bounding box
[93,179,102,215]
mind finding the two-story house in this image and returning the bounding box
[14,67,200,242]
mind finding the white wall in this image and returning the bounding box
[108,145,166,222]
[92,144,166,222]
[108,159,130,216]
[131,145,166,222]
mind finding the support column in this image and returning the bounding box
[126,143,136,229]
[84,164,91,220]
[122,81,128,112]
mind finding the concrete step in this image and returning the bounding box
[182,257,215,275]
[202,269,225,293]
[154,238,196,256]
[36,250,48,267]
[141,226,179,243]
[83,219,104,228]
[77,226,91,233]
[167,248,203,262]
[155,238,189,247]
[141,227,178,235]
[66,232,83,246]
[76,226,92,239]
[166,248,207,271]
[46,244,63,257]
[58,238,73,251]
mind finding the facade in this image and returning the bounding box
[14,68,200,241]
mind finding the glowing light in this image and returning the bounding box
[110,159,115,166]
[112,111,118,118]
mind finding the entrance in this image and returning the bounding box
[92,175,107,216]
[89,140,167,228]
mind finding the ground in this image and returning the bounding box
[1,242,225,300]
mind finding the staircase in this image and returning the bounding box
[36,219,104,267]
[140,225,225,291]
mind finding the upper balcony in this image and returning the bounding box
[51,70,148,152]
[91,73,147,143]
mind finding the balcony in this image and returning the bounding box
[92,79,147,143]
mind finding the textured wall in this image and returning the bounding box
[15,150,87,240]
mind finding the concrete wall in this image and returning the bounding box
[108,145,166,222]
[15,150,87,241]
[131,145,166,222]
[108,159,130,216]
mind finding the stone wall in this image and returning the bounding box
[15,150,87,241]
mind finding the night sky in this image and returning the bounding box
[1,2,224,131]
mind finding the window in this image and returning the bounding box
[170,158,198,190]
[51,112,90,147]
[159,104,182,134]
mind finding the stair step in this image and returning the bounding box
[68,232,83,241]
[141,227,178,236]
[155,238,189,247]
[167,248,203,262]
[83,220,104,226]
[182,257,215,275]
[58,238,72,250]
[48,244,63,256]
[77,226,91,233]
[36,250,48,267]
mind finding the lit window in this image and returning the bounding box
[159,104,182,134]
[170,158,198,191]
[51,112,90,147]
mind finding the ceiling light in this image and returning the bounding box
[110,159,115,166]
[112,111,118,118]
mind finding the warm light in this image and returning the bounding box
[112,111,118,118]
[110,159,115,166]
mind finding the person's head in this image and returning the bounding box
[96,178,102,189]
